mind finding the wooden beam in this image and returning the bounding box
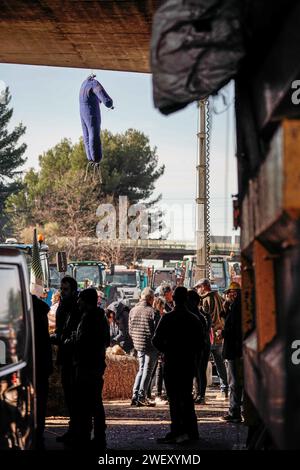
[283,120,300,218]
[253,240,277,352]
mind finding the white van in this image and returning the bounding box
[0,247,35,450]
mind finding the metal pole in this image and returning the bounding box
[195,100,208,280]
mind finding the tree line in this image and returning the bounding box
[0,87,165,261]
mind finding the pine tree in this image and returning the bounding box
[0,86,27,238]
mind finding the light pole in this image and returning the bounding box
[195,100,210,281]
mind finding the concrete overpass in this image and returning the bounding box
[66,236,241,262]
[118,236,240,261]
[0,0,161,73]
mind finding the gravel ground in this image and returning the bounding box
[45,386,247,451]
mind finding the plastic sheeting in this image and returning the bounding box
[151,0,245,115]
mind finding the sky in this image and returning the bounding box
[0,64,238,241]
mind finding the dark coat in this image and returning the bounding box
[200,291,224,345]
[152,305,203,373]
[74,307,110,375]
[114,302,133,352]
[164,301,174,313]
[32,295,53,380]
[188,304,210,349]
[55,295,81,366]
[222,295,243,360]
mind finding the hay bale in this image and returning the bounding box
[47,347,138,415]
[103,353,138,400]
[107,345,126,356]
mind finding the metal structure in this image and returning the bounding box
[0,247,35,450]
[68,260,106,289]
[0,241,50,290]
[195,100,210,280]
[234,1,300,449]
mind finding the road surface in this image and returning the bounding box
[45,386,247,451]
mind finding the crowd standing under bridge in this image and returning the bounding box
[33,275,243,450]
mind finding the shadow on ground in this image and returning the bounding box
[45,387,247,451]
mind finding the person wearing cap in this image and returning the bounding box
[221,282,243,423]
[129,287,158,406]
[194,278,229,398]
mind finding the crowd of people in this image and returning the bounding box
[127,279,243,444]
[32,276,109,450]
[32,274,243,449]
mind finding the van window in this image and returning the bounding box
[0,264,26,368]
[211,262,226,289]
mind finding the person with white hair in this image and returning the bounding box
[129,287,158,406]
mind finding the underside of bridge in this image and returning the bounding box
[0,0,160,73]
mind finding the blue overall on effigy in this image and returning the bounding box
[79,76,113,163]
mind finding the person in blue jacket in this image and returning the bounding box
[79,74,113,166]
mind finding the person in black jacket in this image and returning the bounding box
[152,286,202,444]
[221,282,243,423]
[72,288,110,450]
[147,297,167,402]
[107,301,133,353]
[32,295,53,450]
[54,276,80,444]
[187,289,211,404]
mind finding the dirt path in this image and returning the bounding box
[45,386,247,450]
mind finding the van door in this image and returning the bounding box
[0,262,35,450]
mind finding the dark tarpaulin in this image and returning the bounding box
[151,0,245,115]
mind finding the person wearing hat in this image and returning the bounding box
[129,287,158,406]
[221,281,243,423]
[194,278,229,398]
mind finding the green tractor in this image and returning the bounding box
[67,260,106,290]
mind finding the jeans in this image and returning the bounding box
[132,349,158,399]
[226,358,243,417]
[156,356,164,396]
[147,354,165,398]
[211,344,228,392]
